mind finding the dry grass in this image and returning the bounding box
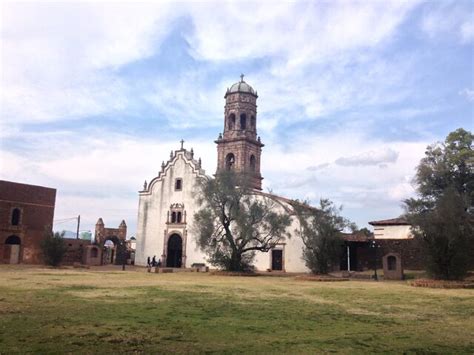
[0,265,473,353]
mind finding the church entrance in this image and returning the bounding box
[166,234,182,268]
[271,249,283,271]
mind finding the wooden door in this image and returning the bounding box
[271,249,283,271]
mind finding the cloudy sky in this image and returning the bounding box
[1,0,473,236]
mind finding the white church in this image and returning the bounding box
[134,76,310,272]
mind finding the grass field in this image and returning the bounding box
[0,265,473,354]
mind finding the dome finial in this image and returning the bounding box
[240,73,244,82]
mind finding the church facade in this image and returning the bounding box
[135,77,308,272]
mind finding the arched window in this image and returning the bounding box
[5,235,21,245]
[11,208,21,226]
[240,114,246,130]
[251,116,256,129]
[169,203,185,224]
[228,113,236,130]
[387,255,397,271]
[249,155,256,172]
[226,153,235,170]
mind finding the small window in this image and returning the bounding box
[171,212,177,223]
[240,114,247,130]
[11,208,21,226]
[177,212,182,223]
[175,178,182,191]
[249,155,256,172]
[228,113,236,130]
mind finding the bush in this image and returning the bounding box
[41,230,68,267]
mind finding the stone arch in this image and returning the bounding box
[166,233,183,268]
[102,235,121,265]
[226,153,235,170]
[5,235,21,245]
[11,208,21,226]
[228,113,236,130]
[4,235,21,264]
[249,154,256,172]
[240,113,247,130]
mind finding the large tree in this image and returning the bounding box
[193,171,291,272]
[405,128,474,280]
[293,199,354,274]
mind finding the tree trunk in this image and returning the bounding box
[229,251,243,272]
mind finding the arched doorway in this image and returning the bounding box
[166,234,182,268]
[4,235,21,264]
[102,236,120,265]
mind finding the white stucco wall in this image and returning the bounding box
[135,150,208,267]
[135,149,310,272]
[373,225,412,239]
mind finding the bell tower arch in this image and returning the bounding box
[215,75,264,190]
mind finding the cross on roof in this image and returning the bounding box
[240,73,244,82]
[180,139,184,149]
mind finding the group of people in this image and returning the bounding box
[147,255,162,268]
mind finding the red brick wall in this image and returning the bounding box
[0,180,56,264]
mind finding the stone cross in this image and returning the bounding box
[240,73,244,82]
[180,139,184,149]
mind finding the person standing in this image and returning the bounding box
[152,255,157,267]
[147,256,151,267]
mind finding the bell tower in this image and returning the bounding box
[215,75,264,190]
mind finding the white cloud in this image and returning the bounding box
[421,2,474,43]
[1,1,421,127]
[335,148,399,166]
[459,88,474,102]
[187,1,417,65]
[261,129,426,225]
[1,2,176,123]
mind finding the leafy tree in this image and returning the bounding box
[41,230,68,267]
[293,199,353,274]
[193,171,292,272]
[355,227,373,237]
[405,128,474,280]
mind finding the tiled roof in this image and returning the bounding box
[368,217,410,226]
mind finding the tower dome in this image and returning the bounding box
[225,74,257,98]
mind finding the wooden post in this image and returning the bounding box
[76,215,80,239]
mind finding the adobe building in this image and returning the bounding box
[0,180,56,264]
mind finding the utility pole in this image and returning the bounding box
[76,215,80,240]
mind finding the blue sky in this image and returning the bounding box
[1,1,473,236]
